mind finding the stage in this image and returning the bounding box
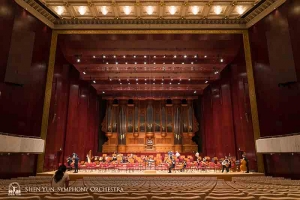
[37,171,264,182]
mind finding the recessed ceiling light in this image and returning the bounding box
[169,6,176,15]
[56,6,64,15]
[102,91,105,94]
[178,82,180,85]
[120,82,122,85]
[83,72,86,74]
[78,6,86,15]
[106,62,108,64]
[182,62,184,64]
[162,78,164,81]
[188,78,191,81]
[144,62,147,64]
[145,83,147,85]
[145,78,147,81]
[191,62,194,64]
[163,55,166,58]
[146,6,154,15]
[136,78,138,81]
[204,55,207,58]
[144,55,147,58]
[153,79,156,81]
[161,82,164,85]
[77,59,80,63]
[174,55,177,58]
[109,78,112,81]
[128,82,130,85]
[101,6,108,15]
[153,55,156,58]
[172,62,175,64]
[134,55,136,58]
[136,82,139,85]
[123,55,126,58]
[93,55,96,58]
[194,91,197,94]
[103,55,106,58]
[184,55,187,58]
[163,62,165,64]
[194,55,197,58]
[124,6,131,15]
[135,62,137,64]
[169,82,172,85]
[192,6,199,15]
[179,79,182,81]
[153,83,155,85]
[116,62,118,64]
[220,59,224,62]
[214,6,222,15]
[154,62,156,64]
[214,71,219,74]
[113,55,116,58]
[93,80,96,83]
[205,81,208,83]
[118,79,121,81]
[125,62,128,64]
[171,79,173,81]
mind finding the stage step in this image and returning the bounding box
[144,170,157,174]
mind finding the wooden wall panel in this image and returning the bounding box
[201,44,257,171]
[249,0,300,178]
[0,0,51,177]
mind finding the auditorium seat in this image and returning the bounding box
[97,197,147,200]
[151,196,201,200]
[44,196,94,200]
[131,192,168,199]
[259,198,300,200]
[204,196,255,200]
[0,197,41,200]
[170,192,206,199]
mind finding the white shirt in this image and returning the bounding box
[51,172,70,188]
[195,152,199,157]
[175,152,180,157]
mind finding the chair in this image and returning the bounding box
[97,197,147,200]
[204,197,255,200]
[46,196,94,200]
[170,193,206,199]
[53,193,90,196]
[151,196,201,200]
[131,192,168,199]
[259,198,300,200]
[0,197,41,200]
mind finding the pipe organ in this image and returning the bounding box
[101,99,199,153]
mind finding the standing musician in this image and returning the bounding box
[72,153,79,173]
[222,156,230,173]
[242,152,249,173]
[175,151,180,159]
[168,151,173,159]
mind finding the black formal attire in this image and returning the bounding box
[74,157,79,173]
[243,157,249,173]
[168,160,175,173]
[67,157,72,171]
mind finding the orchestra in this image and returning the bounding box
[65,151,249,173]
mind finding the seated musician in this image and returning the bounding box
[112,152,117,161]
[180,160,187,172]
[66,155,73,171]
[222,156,230,173]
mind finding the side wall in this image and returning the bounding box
[0,0,52,178]
[43,43,99,171]
[201,45,257,171]
[249,0,300,178]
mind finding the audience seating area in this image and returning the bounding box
[1,176,300,199]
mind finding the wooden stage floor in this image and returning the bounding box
[37,171,264,181]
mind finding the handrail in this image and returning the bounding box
[0,132,41,139]
[259,132,300,139]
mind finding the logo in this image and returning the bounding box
[8,182,21,196]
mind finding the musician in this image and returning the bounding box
[112,152,117,161]
[66,155,73,171]
[168,158,176,173]
[196,157,201,166]
[242,152,249,173]
[168,151,173,159]
[175,151,180,159]
[180,160,187,172]
[72,153,79,173]
[222,156,230,173]
[195,152,199,159]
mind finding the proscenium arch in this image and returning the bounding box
[36,30,264,173]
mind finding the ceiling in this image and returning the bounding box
[15,0,286,29]
[58,33,243,99]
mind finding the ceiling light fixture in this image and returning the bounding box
[93,55,96,58]
[116,62,118,64]
[78,6,86,15]
[194,55,197,58]
[237,6,245,15]
[118,79,121,81]
[56,6,64,15]
[93,80,96,83]
[204,55,207,58]
[128,82,130,85]
[188,78,191,81]
[192,6,199,15]
[113,55,116,58]
[184,55,187,58]
[102,91,105,94]
[144,62,146,64]
[101,6,108,15]
[205,81,208,83]
[103,55,106,58]
[145,78,147,81]
[77,58,80,63]
[194,91,197,94]
[106,62,108,64]
[169,6,176,15]
[214,6,222,15]
[174,55,177,58]
[191,62,194,64]
[109,78,112,81]
[178,82,180,85]
[123,55,126,58]
[220,58,224,62]
[83,72,86,74]
[146,6,154,15]
[134,55,136,58]
[125,62,128,64]
[144,55,147,58]
[124,6,131,15]
[136,78,138,81]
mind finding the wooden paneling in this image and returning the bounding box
[249,0,300,178]
[0,0,51,177]
[201,44,257,171]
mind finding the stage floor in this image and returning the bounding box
[37,171,264,181]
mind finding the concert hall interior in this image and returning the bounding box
[1,0,300,198]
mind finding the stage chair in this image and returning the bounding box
[44,196,94,200]
[151,196,201,200]
[0,197,41,200]
[97,196,147,200]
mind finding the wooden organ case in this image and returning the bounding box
[101,99,198,153]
